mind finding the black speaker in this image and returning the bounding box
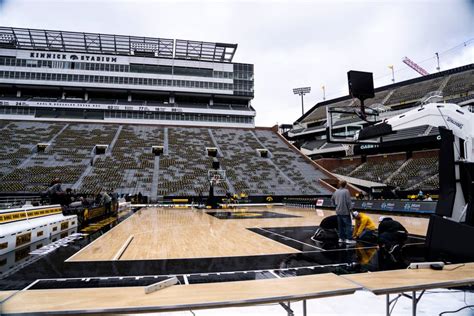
[347,70,375,100]
[212,159,220,170]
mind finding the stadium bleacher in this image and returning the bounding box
[0,121,332,198]
[385,77,445,106]
[442,70,474,97]
[317,149,440,191]
[0,121,64,191]
[255,129,331,195]
[387,152,439,190]
[348,155,405,183]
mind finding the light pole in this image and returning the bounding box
[435,52,440,72]
[388,65,395,83]
[321,85,326,100]
[293,87,311,116]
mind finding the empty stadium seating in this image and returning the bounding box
[158,127,214,196]
[0,121,64,192]
[80,125,161,195]
[387,156,439,190]
[442,70,474,97]
[331,163,360,176]
[0,116,442,197]
[385,77,445,106]
[0,120,332,198]
[255,130,331,195]
[316,150,440,191]
[348,156,405,183]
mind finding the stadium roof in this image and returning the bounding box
[0,26,238,63]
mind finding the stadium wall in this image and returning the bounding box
[412,149,439,159]
[314,156,363,172]
[366,152,407,163]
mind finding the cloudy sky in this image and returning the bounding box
[0,0,473,126]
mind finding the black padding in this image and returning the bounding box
[435,127,456,217]
[426,215,474,262]
[459,162,474,226]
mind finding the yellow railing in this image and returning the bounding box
[0,207,62,224]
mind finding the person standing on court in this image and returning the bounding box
[331,180,356,244]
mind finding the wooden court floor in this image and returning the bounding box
[68,206,429,262]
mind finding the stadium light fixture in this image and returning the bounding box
[388,65,395,83]
[435,52,440,72]
[293,86,311,116]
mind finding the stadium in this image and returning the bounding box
[0,24,473,316]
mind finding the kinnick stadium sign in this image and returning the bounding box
[29,52,117,63]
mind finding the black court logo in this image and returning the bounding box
[70,55,79,60]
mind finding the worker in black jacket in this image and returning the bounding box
[311,215,339,241]
[377,216,408,254]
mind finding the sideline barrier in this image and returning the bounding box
[352,200,436,214]
[283,197,436,215]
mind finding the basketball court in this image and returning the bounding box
[0,206,428,288]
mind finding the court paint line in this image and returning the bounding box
[65,208,139,262]
[0,279,40,305]
[269,270,282,279]
[257,227,325,251]
[113,235,134,261]
[183,275,189,285]
[303,245,379,253]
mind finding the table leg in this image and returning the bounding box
[386,294,390,316]
[279,302,294,316]
[303,299,307,316]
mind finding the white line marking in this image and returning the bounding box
[112,235,134,261]
[258,228,325,251]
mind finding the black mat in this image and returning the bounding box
[249,226,425,252]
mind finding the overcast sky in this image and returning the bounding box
[0,0,473,126]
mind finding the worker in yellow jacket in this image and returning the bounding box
[352,211,377,242]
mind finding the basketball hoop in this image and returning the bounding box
[354,106,379,124]
[326,105,380,144]
[208,170,226,186]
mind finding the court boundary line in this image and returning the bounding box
[256,228,325,251]
[65,207,139,262]
[26,263,352,285]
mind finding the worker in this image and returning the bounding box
[352,211,377,242]
[378,216,408,255]
[331,180,355,244]
[311,215,338,241]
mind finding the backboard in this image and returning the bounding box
[325,105,380,144]
[207,170,226,185]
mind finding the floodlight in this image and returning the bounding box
[293,87,311,115]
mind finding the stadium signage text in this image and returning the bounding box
[446,117,463,129]
[0,100,254,116]
[29,52,117,63]
[353,200,436,214]
[360,144,379,150]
